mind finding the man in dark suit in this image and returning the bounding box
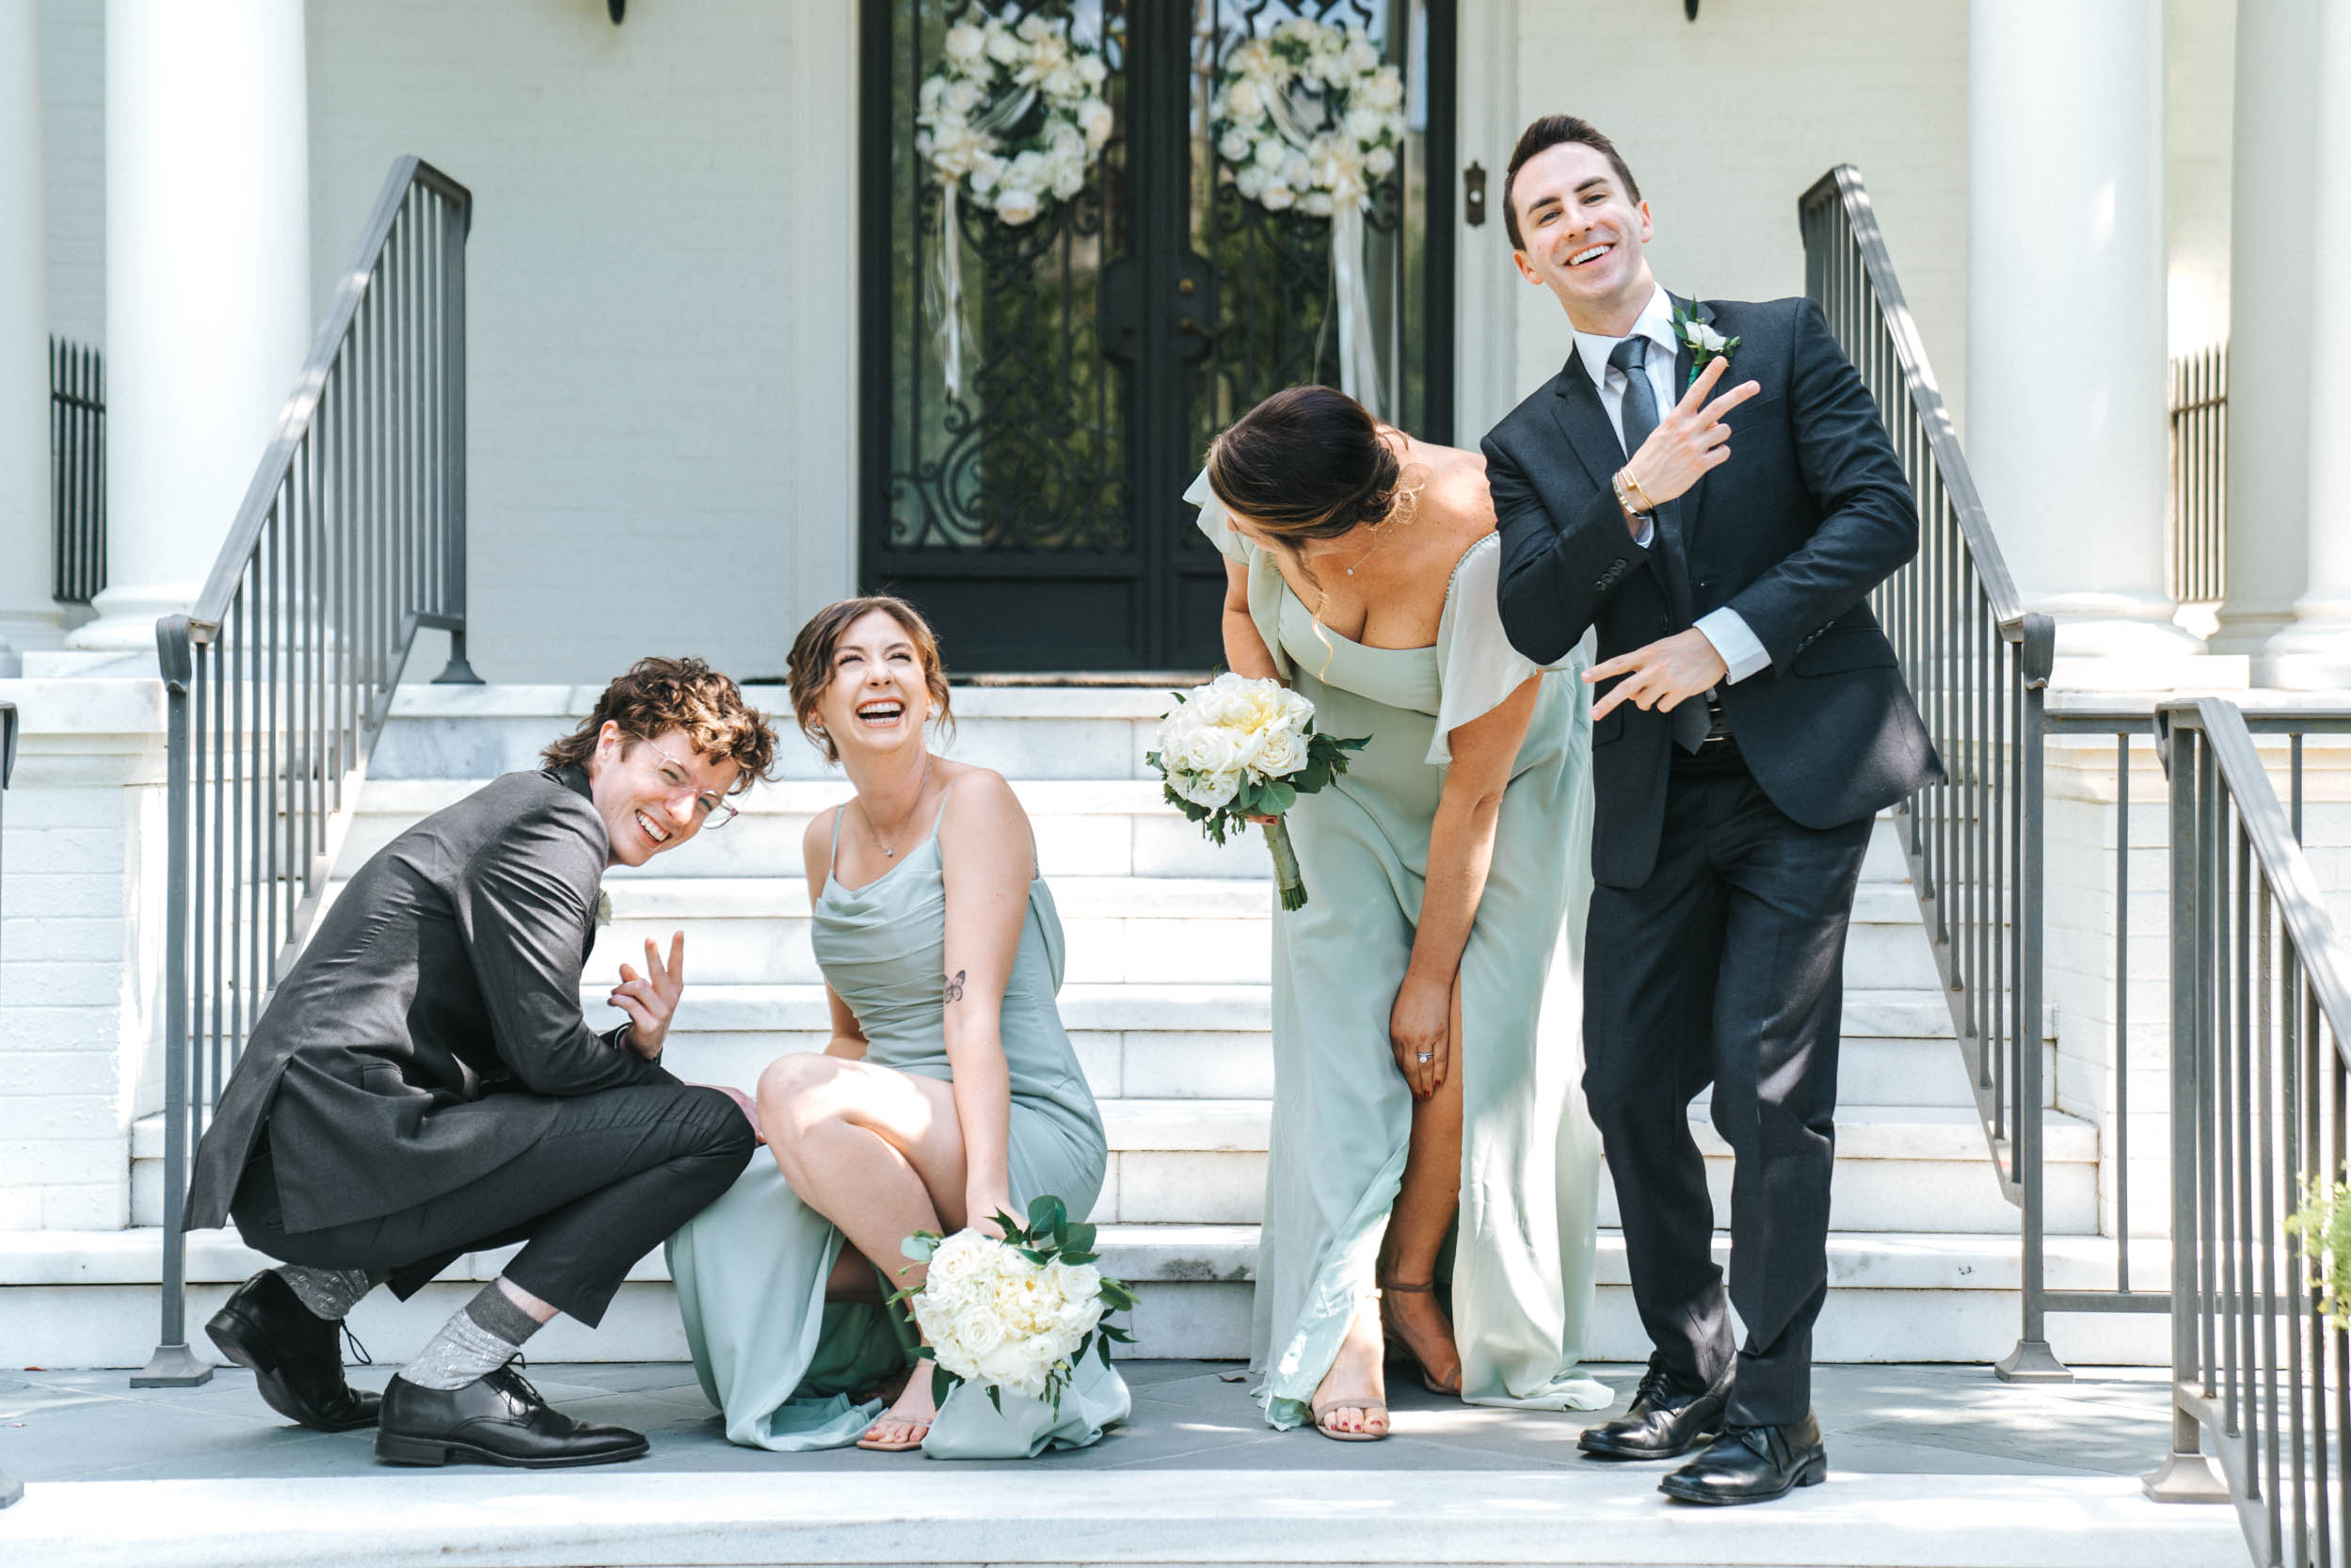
[186,656,775,1468]
[1482,118,1939,1505]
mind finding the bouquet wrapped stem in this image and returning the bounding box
[1263,818,1307,912]
[1147,673,1367,910]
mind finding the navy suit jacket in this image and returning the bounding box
[1482,294,1940,888]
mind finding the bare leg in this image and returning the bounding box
[759,1052,970,1448]
[824,1245,885,1303]
[1378,979,1464,1394]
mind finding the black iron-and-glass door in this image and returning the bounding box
[859,0,1455,672]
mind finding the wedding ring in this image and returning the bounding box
[1415,1052,1433,1062]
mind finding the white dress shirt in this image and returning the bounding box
[1571,284,1769,684]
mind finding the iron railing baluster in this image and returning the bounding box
[139,159,475,1384]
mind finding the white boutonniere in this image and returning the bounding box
[1671,303,1740,388]
[594,888,613,929]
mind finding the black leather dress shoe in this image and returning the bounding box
[376,1364,649,1468]
[1658,1414,1828,1504]
[1576,1354,1730,1460]
[205,1271,380,1432]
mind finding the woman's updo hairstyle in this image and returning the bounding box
[1204,385,1400,546]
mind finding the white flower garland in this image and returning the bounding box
[1209,18,1407,412]
[919,11,1113,228]
[917,11,1114,400]
[1211,19,1405,216]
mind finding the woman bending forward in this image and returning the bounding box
[1194,386,1609,1439]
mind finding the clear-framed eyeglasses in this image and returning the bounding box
[644,738,740,828]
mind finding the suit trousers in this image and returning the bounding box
[231,1082,757,1327]
[1582,753,1873,1426]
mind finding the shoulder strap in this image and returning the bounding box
[923,774,964,846]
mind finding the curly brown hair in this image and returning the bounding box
[540,656,778,792]
[785,597,954,764]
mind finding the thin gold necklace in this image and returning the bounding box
[866,756,935,859]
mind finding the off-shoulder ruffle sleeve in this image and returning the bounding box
[1182,467,1292,680]
[1185,468,1252,565]
[1429,534,1586,765]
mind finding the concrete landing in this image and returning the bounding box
[0,1362,2242,1567]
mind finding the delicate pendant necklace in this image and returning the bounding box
[868,756,935,859]
[1339,524,1385,577]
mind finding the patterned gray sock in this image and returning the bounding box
[398,1281,545,1391]
[273,1265,376,1322]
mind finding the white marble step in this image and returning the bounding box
[135,1097,2082,1235]
[0,1224,2173,1369]
[340,774,1924,886]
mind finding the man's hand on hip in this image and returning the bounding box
[1586,630,1729,723]
[610,931,685,1061]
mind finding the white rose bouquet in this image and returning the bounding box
[896,1195,1136,1416]
[1147,671,1368,911]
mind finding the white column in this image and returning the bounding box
[0,0,61,675]
[62,0,310,659]
[2210,0,2318,661]
[1966,0,2199,677]
[2264,0,2351,688]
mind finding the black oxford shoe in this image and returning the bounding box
[376,1363,649,1469]
[1658,1413,1828,1505]
[1576,1354,1730,1461]
[206,1271,380,1432]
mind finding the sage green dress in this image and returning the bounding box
[1185,472,1610,1430]
[664,795,1128,1457]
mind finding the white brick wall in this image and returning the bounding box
[1496,0,1971,424]
[300,0,857,685]
[0,679,168,1232]
[38,0,103,346]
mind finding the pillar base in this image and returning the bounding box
[2256,608,2351,691]
[66,581,205,656]
[2038,594,2239,692]
[2142,1448,2231,1504]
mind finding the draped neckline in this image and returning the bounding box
[1278,528,1497,655]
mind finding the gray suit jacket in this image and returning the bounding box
[184,765,677,1233]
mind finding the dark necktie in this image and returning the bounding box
[1610,336,1711,754]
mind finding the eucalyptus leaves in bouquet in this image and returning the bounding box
[1148,671,1368,911]
[896,1195,1136,1416]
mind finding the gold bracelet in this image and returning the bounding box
[1613,470,1651,520]
[1623,469,1659,513]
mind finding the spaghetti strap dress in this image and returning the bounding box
[665,789,1128,1457]
[1184,469,1611,1430]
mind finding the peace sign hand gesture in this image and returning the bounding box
[1622,356,1763,508]
[610,931,685,1061]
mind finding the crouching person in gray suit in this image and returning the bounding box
[184,657,777,1468]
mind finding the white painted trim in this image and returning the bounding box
[1450,0,1520,443]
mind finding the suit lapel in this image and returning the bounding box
[1548,346,1631,489]
[1666,295,1720,595]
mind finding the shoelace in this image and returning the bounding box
[494,1354,545,1408]
[1631,1359,1676,1409]
[340,1323,373,1367]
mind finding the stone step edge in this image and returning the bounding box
[0,1469,2245,1568]
[612,983,1979,1038]
[0,1225,2151,1292]
[131,1101,2094,1162]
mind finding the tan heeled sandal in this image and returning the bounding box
[1380,1275,1464,1396]
[1310,1389,1391,1441]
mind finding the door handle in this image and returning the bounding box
[1177,316,1226,342]
[1463,161,1487,228]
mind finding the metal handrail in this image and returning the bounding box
[2168,343,2228,606]
[136,156,478,1387]
[2145,697,2351,1567]
[0,698,17,1508]
[49,337,104,606]
[1799,164,2066,1379]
